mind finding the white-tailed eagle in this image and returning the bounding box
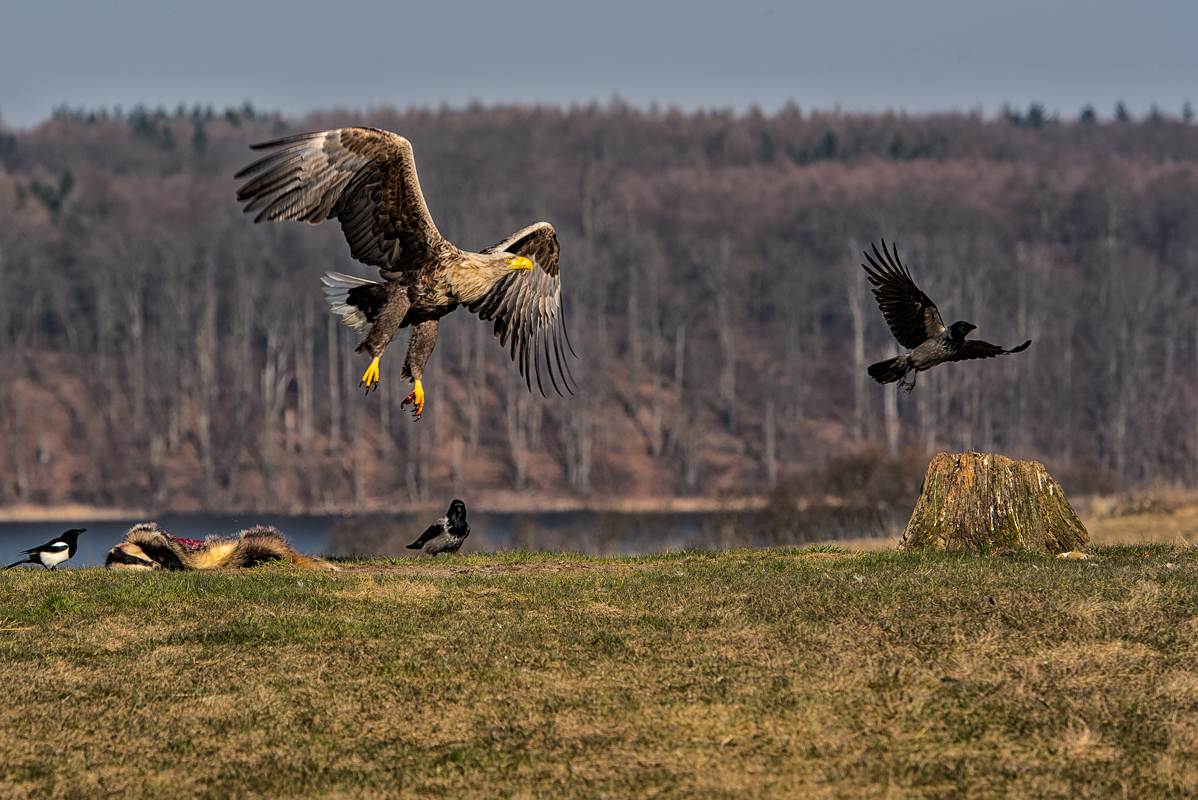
[235,127,573,417]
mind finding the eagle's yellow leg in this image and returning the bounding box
[360,357,381,391]
[401,380,425,419]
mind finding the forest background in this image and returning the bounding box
[0,101,1195,515]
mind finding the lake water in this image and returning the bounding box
[0,506,899,568]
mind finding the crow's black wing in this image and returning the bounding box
[406,517,448,550]
[862,240,945,350]
[947,339,1032,362]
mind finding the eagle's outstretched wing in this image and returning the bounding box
[862,240,945,350]
[948,339,1032,362]
[470,222,575,396]
[235,127,443,278]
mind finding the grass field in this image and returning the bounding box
[2,538,1197,798]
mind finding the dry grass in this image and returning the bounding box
[1,544,1197,798]
[1085,503,1198,546]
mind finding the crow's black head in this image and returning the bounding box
[446,499,468,531]
[948,321,976,340]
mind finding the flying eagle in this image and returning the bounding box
[234,127,573,417]
[863,240,1031,391]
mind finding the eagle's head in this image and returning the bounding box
[503,255,534,270]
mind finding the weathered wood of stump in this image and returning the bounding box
[900,451,1089,554]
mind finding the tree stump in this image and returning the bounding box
[900,451,1089,555]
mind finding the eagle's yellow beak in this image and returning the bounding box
[504,255,534,270]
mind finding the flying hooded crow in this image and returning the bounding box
[407,500,470,555]
[6,529,85,570]
[863,240,1030,391]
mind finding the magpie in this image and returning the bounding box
[5,528,86,570]
[406,500,470,555]
[862,240,1031,392]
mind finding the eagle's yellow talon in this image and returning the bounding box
[360,357,381,390]
[401,380,425,418]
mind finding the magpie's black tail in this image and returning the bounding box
[4,558,31,570]
[868,355,909,385]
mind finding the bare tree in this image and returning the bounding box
[2,104,1198,510]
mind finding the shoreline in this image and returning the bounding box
[0,496,772,523]
[0,505,149,523]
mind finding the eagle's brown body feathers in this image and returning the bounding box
[235,127,573,415]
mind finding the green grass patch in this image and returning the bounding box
[1,545,1197,797]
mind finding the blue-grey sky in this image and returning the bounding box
[2,0,1194,129]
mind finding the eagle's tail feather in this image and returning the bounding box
[322,272,379,334]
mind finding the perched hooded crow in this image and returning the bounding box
[407,500,470,555]
[5,529,86,570]
[863,240,1031,391]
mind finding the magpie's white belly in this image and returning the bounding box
[39,549,70,568]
